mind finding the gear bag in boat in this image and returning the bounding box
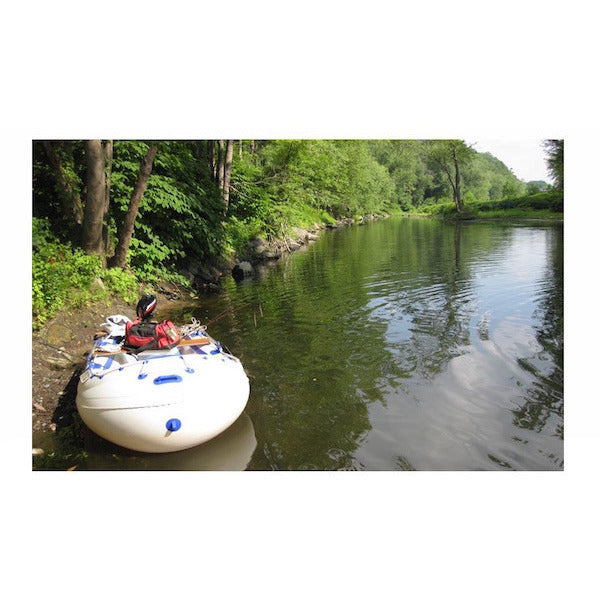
[124,318,181,352]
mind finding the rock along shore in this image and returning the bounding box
[229,214,387,282]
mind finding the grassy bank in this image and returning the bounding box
[414,190,563,220]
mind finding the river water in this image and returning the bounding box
[39,217,564,470]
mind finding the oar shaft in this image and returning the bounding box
[93,337,213,357]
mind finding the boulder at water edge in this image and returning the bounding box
[232,261,254,281]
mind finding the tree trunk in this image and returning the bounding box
[217,140,225,190]
[223,140,234,214]
[192,141,202,160]
[207,140,216,180]
[102,140,113,253]
[249,140,255,154]
[109,143,158,269]
[438,156,461,213]
[452,149,462,212]
[81,140,106,256]
[42,141,84,227]
[238,140,243,157]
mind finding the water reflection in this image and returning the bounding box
[87,412,258,471]
[353,222,564,470]
[211,220,561,470]
[35,412,257,471]
[510,227,564,459]
[40,218,562,471]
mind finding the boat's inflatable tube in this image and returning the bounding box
[76,332,250,453]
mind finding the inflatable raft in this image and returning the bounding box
[76,322,250,453]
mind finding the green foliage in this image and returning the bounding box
[32,138,562,324]
[369,140,432,210]
[462,191,478,204]
[101,268,139,304]
[501,178,524,198]
[110,141,226,277]
[543,140,564,190]
[223,216,266,255]
[32,217,142,328]
[33,218,103,327]
[228,140,394,241]
[527,180,550,194]
[369,141,528,209]
[32,141,87,244]
[465,152,526,201]
[418,191,563,219]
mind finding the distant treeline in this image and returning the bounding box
[33,139,556,276]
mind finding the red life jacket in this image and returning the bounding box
[124,318,181,352]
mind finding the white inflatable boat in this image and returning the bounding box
[76,321,250,453]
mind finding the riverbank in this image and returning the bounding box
[31,213,381,447]
[227,214,386,281]
[31,284,194,440]
[411,190,563,221]
[407,210,564,222]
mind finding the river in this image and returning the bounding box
[40,217,564,470]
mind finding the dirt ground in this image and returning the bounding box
[31,286,191,440]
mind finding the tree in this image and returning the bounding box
[543,140,564,191]
[207,140,216,179]
[527,180,549,194]
[81,140,106,256]
[109,143,158,269]
[502,178,522,198]
[217,140,225,190]
[368,140,428,210]
[42,141,84,229]
[427,140,475,212]
[102,140,113,252]
[222,140,234,214]
[468,151,525,201]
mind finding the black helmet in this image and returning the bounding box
[136,294,157,320]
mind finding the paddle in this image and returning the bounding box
[93,337,214,357]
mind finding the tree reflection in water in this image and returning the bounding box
[167,219,564,471]
[511,227,563,458]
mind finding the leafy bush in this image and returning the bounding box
[33,218,105,327]
[470,191,563,214]
[33,217,146,328]
[101,268,139,304]
[223,216,266,256]
[417,190,563,220]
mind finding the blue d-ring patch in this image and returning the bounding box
[166,418,182,432]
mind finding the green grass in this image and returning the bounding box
[416,190,563,220]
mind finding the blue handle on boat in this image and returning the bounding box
[153,375,183,385]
